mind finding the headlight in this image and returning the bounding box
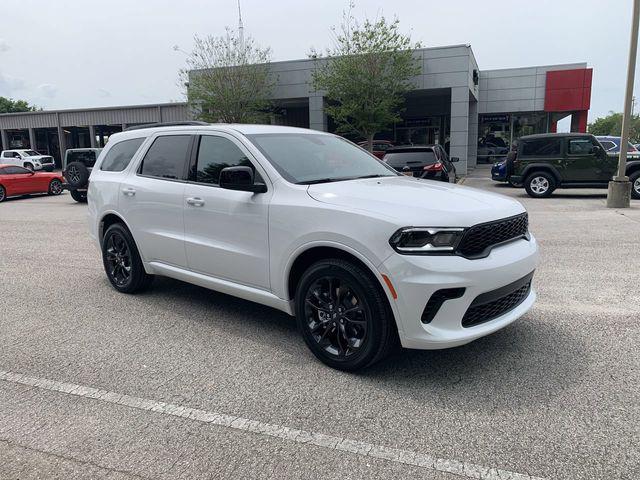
[389,227,464,254]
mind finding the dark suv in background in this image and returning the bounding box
[383,145,458,183]
[508,133,640,199]
[62,147,103,202]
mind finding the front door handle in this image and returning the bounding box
[186,197,205,207]
[121,187,136,196]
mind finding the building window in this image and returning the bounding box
[478,114,511,163]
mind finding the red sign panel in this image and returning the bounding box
[544,68,592,112]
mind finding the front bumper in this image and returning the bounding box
[381,235,538,349]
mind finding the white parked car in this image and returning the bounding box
[88,123,538,371]
[0,149,55,171]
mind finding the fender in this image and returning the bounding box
[282,240,403,335]
[520,163,563,183]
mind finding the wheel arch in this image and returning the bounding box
[626,161,640,176]
[521,164,562,184]
[285,244,401,333]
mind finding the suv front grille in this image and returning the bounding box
[462,272,533,328]
[456,213,528,259]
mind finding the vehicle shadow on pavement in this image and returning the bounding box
[135,277,588,409]
[360,319,589,408]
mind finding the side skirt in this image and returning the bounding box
[146,261,295,316]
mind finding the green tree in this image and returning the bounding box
[588,111,640,142]
[310,6,421,151]
[182,28,274,123]
[0,96,38,114]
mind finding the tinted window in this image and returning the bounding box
[384,151,437,168]
[69,150,99,167]
[193,136,253,185]
[139,136,191,179]
[568,138,594,155]
[2,166,29,174]
[520,138,561,156]
[101,139,145,172]
[599,141,616,151]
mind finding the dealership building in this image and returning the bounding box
[0,44,592,173]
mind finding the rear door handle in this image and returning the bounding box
[121,187,136,196]
[186,197,205,207]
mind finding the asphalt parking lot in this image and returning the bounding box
[0,169,638,480]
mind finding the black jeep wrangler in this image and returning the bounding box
[508,133,640,199]
[63,148,102,202]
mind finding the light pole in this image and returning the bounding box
[607,0,640,208]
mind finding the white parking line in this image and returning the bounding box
[0,369,546,480]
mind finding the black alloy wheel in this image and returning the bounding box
[295,259,397,371]
[104,230,133,288]
[101,223,154,293]
[304,276,369,358]
[0,185,5,202]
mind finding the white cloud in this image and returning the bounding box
[0,73,26,96]
[37,83,58,98]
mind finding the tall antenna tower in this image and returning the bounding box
[237,0,244,50]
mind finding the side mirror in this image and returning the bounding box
[450,157,460,163]
[219,166,267,193]
[591,145,602,154]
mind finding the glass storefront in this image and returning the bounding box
[478,112,550,163]
[394,116,449,147]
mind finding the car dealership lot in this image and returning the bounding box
[0,174,638,479]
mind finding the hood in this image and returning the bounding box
[307,176,525,227]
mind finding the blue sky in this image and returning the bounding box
[0,0,636,123]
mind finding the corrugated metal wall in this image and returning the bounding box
[0,103,190,130]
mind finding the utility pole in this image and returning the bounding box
[607,0,639,208]
[237,0,244,51]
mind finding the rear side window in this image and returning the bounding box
[568,138,594,155]
[101,139,145,172]
[384,151,437,168]
[192,135,254,185]
[139,135,191,180]
[599,140,616,151]
[520,138,561,156]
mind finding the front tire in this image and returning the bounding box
[102,223,154,293]
[48,179,63,195]
[70,190,87,203]
[524,171,556,198]
[295,259,396,371]
[630,171,640,200]
[24,163,34,171]
[0,185,5,202]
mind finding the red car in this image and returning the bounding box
[0,164,64,202]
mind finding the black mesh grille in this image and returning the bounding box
[456,213,529,258]
[462,275,533,328]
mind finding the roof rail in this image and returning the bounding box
[124,121,209,131]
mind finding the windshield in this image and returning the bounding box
[246,133,398,184]
[24,150,40,156]
[384,150,437,168]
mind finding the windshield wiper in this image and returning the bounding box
[296,177,350,185]
[351,174,393,180]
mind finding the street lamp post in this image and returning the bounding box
[607,0,640,208]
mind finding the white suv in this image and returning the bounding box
[0,149,56,171]
[88,124,538,371]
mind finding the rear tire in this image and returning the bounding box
[630,171,640,200]
[524,171,556,198]
[0,185,5,202]
[70,190,87,203]
[48,179,63,196]
[102,223,154,294]
[295,259,397,371]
